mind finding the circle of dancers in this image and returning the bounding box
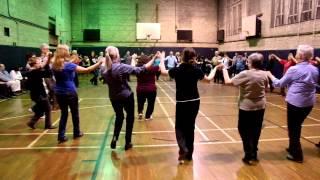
[15,43,320,165]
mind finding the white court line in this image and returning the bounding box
[1,136,320,150]
[161,81,236,142]
[156,97,175,128]
[267,102,320,122]
[157,82,210,141]
[3,123,320,136]
[0,104,113,121]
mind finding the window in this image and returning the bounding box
[227,0,242,36]
[288,0,299,24]
[316,0,320,19]
[4,27,10,37]
[275,0,285,26]
[301,0,313,21]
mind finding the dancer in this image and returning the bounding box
[101,46,156,151]
[267,45,319,163]
[159,48,218,164]
[52,44,102,143]
[222,53,268,165]
[26,57,56,129]
[136,54,160,120]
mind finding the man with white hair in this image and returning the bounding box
[0,64,21,94]
[267,45,319,163]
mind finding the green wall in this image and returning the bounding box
[0,0,71,47]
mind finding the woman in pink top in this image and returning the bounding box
[271,53,297,96]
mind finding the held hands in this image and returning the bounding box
[132,53,138,59]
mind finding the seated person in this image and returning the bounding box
[0,64,21,94]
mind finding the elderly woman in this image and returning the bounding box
[222,53,268,165]
[0,64,21,94]
[267,45,319,163]
[52,44,102,143]
[101,46,156,151]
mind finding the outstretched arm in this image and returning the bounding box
[159,51,169,75]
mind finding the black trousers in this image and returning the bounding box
[238,109,265,159]
[111,93,135,144]
[287,103,313,159]
[30,95,52,128]
[175,100,200,158]
[56,92,80,140]
[137,91,157,119]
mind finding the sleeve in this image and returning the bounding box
[196,68,205,80]
[279,59,287,65]
[231,71,248,86]
[149,66,159,73]
[272,67,296,88]
[67,63,77,71]
[122,64,146,75]
[168,67,177,79]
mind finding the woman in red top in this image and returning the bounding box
[271,53,297,96]
[136,54,160,120]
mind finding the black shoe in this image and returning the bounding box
[286,153,303,163]
[124,143,133,151]
[27,122,35,129]
[58,136,68,144]
[73,132,84,139]
[45,126,57,129]
[110,138,117,149]
[242,158,257,166]
[315,143,320,148]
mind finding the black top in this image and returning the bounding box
[169,63,204,101]
[26,65,52,100]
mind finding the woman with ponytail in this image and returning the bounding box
[159,47,218,164]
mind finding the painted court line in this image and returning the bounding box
[27,98,83,148]
[161,81,236,142]
[157,82,210,141]
[156,97,175,128]
[1,136,320,151]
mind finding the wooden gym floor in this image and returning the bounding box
[0,75,320,180]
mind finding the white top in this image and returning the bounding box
[10,70,23,80]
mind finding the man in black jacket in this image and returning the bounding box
[26,57,56,129]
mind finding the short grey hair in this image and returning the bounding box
[40,43,49,49]
[297,44,314,61]
[105,46,120,61]
[248,53,264,69]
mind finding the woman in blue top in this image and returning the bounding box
[52,44,102,143]
[268,45,319,163]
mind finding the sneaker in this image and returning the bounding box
[145,116,153,121]
[73,132,84,139]
[286,153,303,163]
[40,115,45,119]
[45,126,57,129]
[58,136,68,144]
[27,122,35,129]
[178,154,186,165]
[138,113,143,120]
[242,157,257,166]
[124,143,133,151]
[28,108,33,113]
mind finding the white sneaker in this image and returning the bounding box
[138,113,143,120]
[40,115,45,119]
[145,116,153,121]
[28,108,33,113]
